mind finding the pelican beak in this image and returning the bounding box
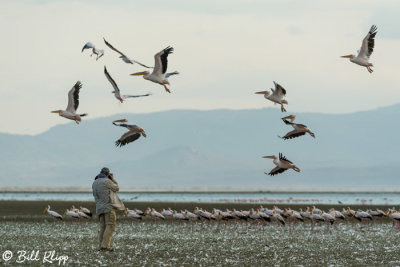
[255,91,267,94]
[130,71,147,76]
[119,56,123,58]
[112,91,115,94]
[341,55,352,58]
[114,119,128,123]
[51,110,59,113]
[281,115,293,120]
[263,156,275,159]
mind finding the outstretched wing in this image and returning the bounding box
[115,132,141,147]
[82,42,94,52]
[132,60,153,69]
[103,38,127,58]
[154,46,174,76]
[358,25,377,60]
[66,81,82,113]
[104,66,120,95]
[122,93,152,98]
[279,152,293,164]
[280,130,306,140]
[165,71,179,78]
[272,81,286,98]
[267,166,288,176]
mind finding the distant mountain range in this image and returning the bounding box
[2,105,400,190]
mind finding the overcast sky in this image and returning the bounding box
[1,0,400,134]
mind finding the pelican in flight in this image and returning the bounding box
[341,25,377,73]
[81,42,104,60]
[255,81,288,112]
[263,153,300,176]
[279,115,315,140]
[130,46,178,93]
[112,119,147,147]
[51,81,88,124]
[103,38,152,68]
[104,66,151,103]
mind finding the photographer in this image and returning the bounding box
[92,167,125,252]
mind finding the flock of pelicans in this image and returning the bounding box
[43,204,400,229]
[50,25,378,175]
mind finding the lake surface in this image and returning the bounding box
[1,192,399,205]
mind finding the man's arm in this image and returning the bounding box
[106,178,119,192]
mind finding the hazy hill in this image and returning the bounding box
[1,105,400,190]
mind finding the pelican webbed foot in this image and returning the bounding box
[281,105,286,112]
[163,84,171,93]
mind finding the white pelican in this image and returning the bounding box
[161,208,174,218]
[81,42,104,60]
[130,46,177,93]
[263,153,300,176]
[104,66,151,103]
[43,205,62,221]
[79,206,92,217]
[51,81,88,124]
[255,81,288,112]
[341,25,377,73]
[112,119,146,147]
[76,209,91,220]
[271,211,285,226]
[193,207,212,220]
[321,211,335,225]
[63,209,79,223]
[280,115,315,140]
[145,208,165,221]
[354,211,373,222]
[124,208,142,220]
[103,38,152,68]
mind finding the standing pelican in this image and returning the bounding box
[280,115,315,140]
[341,25,377,73]
[43,205,63,221]
[130,46,177,93]
[103,38,152,68]
[81,42,104,60]
[112,119,146,147]
[263,153,300,176]
[104,66,151,103]
[255,81,288,112]
[51,81,88,124]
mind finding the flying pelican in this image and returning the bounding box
[104,66,151,103]
[255,81,288,112]
[103,38,152,68]
[263,153,300,176]
[112,119,146,147]
[130,46,178,93]
[280,115,315,140]
[81,42,104,60]
[341,25,377,73]
[51,81,88,124]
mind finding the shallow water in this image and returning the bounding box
[1,192,400,205]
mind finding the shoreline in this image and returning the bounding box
[1,190,400,194]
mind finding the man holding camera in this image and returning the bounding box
[92,167,125,252]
